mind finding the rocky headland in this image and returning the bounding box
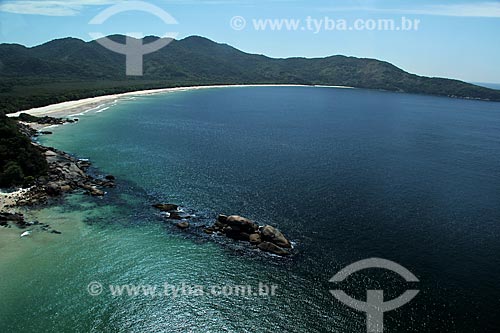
[1,114,115,235]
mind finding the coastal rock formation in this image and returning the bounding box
[41,146,113,198]
[11,145,115,206]
[209,214,292,256]
[0,113,115,207]
[1,114,115,240]
[17,113,74,126]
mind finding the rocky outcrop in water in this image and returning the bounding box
[207,214,293,256]
[153,203,192,224]
[151,206,293,255]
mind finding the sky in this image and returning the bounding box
[0,0,499,83]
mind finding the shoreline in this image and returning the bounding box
[7,84,354,119]
[1,84,288,211]
[2,84,300,210]
[1,84,298,255]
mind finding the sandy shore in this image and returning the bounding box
[7,84,353,119]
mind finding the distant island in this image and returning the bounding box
[1,35,500,114]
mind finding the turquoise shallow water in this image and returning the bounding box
[2,86,500,332]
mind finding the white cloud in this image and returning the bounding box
[0,0,118,16]
[321,2,500,19]
[0,0,255,16]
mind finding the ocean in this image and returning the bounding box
[1,86,500,332]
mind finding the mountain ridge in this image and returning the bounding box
[1,35,499,113]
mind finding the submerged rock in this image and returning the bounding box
[168,211,184,220]
[203,228,214,234]
[88,188,105,196]
[0,212,24,223]
[176,221,190,229]
[152,203,179,212]
[257,242,290,256]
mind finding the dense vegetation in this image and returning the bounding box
[1,35,499,113]
[0,110,48,187]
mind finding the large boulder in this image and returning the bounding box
[45,183,61,196]
[226,215,259,233]
[261,225,292,248]
[257,242,290,256]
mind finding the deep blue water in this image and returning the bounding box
[4,86,500,332]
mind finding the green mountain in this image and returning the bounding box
[1,35,499,113]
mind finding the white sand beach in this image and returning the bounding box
[7,84,354,119]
